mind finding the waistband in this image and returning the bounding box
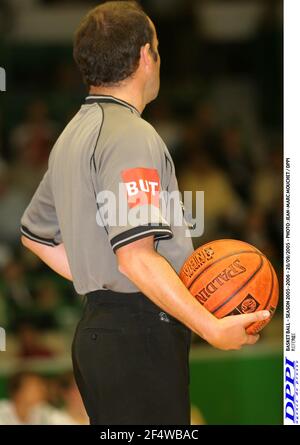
[85,289,182,325]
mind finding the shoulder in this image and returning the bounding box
[99,108,166,157]
[103,105,161,141]
[124,117,164,147]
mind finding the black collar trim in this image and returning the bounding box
[85,94,140,116]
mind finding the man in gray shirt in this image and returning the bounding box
[21,1,269,425]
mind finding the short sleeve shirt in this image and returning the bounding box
[21,95,194,294]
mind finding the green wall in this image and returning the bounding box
[189,346,282,424]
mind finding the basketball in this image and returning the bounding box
[179,239,279,335]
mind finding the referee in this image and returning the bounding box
[21,1,270,425]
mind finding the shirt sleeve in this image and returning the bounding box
[20,170,62,247]
[95,124,173,253]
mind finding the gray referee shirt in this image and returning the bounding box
[21,95,194,294]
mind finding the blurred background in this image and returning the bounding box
[0,0,283,425]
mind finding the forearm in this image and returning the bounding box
[119,248,217,342]
[21,236,73,281]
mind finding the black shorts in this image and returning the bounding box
[72,289,192,425]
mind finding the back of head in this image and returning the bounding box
[73,1,155,87]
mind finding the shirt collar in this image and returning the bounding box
[84,94,140,116]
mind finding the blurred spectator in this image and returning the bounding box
[0,167,28,245]
[267,194,283,264]
[53,373,89,425]
[2,259,33,309]
[192,102,221,165]
[1,259,34,330]
[10,99,57,161]
[148,99,183,155]
[30,277,80,331]
[17,322,55,359]
[179,150,244,245]
[240,206,273,252]
[0,112,5,162]
[9,100,58,197]
[1,254,80,334]
[0,0,14,37]
[254,1,283,129]
[251,147,283,212]
[219,123,255,202]
[33,279,63,330]
[145,0,198,82]
[0,372,47,424]
[54,62,82,92]
[0,371,87,425]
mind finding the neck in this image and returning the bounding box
[89,82,147,114]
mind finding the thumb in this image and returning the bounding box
[235,310,270,327]
[245,334,260,345]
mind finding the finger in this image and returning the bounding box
[244,334,260,345]
[236,310,270,327]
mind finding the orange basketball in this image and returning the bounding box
[179,239,279,335]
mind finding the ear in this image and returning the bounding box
[140,43,152,68]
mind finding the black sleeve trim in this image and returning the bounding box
[21,225,59,247]
[111,224,173,253]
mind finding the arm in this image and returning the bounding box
[117,236,270,351]
[21,236,73,281]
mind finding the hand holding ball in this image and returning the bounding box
[180,239,279,335]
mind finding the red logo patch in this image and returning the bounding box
[121,168,160,208]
